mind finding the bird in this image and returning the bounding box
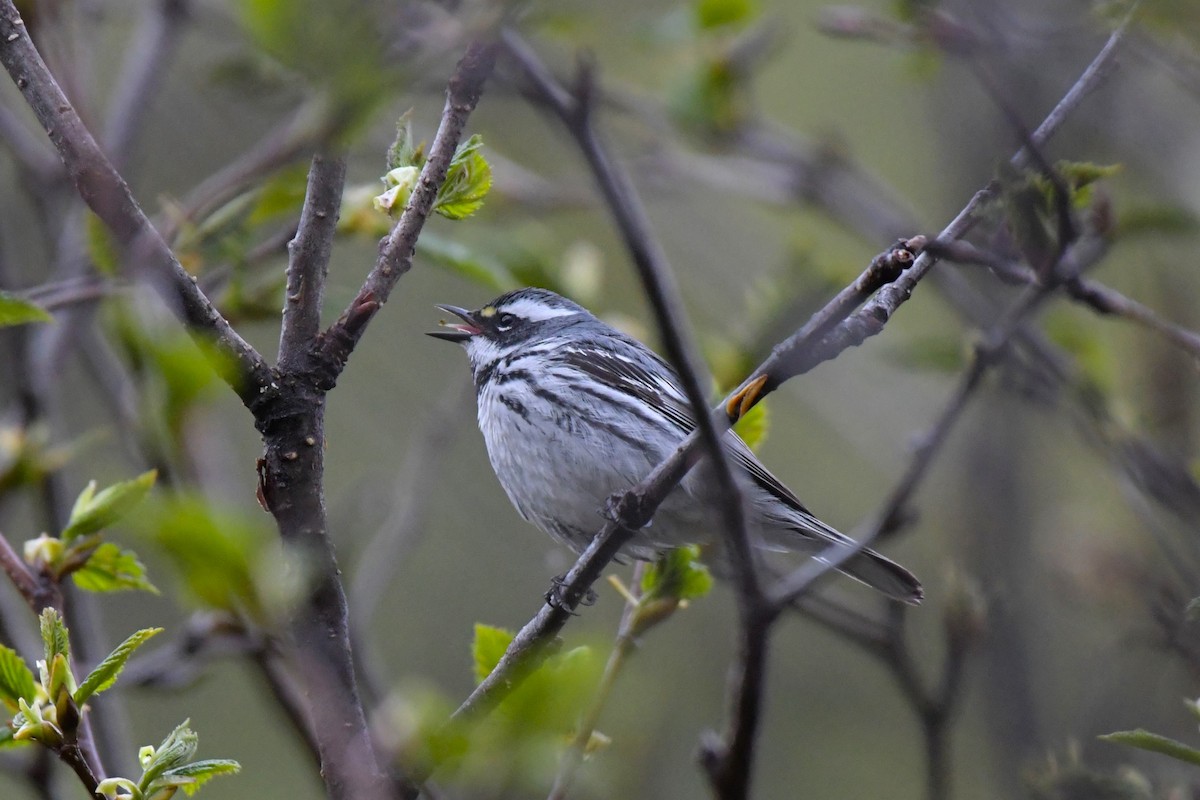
[427,287,922,604]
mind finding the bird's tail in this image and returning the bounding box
[763,513,923,605]
[829,548,923,605]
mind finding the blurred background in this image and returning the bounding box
[2,0,1200,798]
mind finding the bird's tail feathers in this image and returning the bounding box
[763,514,923,605]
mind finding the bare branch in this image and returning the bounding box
[0,533,38,606]
[278,152,345,369]
[0,0,273,408]
[103,0,191,169]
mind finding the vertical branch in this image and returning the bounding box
[278,152,345,368]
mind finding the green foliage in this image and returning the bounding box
[85,211,121,276]
[1100,728,1200,767]
[386,109,422,172]
[1117,204,1200,239]
[373,112,492,221]
[114,720,241,799]
[110,310,229,441]
[432,624,600,791]
[1043,310,1114,397]
[0,291,52,327]
[435,135,493,220]
[75,627,162,705]
[669,56,750,138]
[732,395,769,451]
[64,470,158,541]
[0,646,37,713]
[695,0,757,29]
[0,424,73,496]
[247,164,311,225]
[135,495,284,618]
[72,542,158,594]
[642,546,714,602]
[19,473,158,594]
[998,160,1120,271]
[238,0,390,126]
[419,234,515,293]
[472,623,514,685]
[40,608,70,664]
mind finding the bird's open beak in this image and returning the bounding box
[427,304,481,343]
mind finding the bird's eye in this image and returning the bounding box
[496,312,517,329]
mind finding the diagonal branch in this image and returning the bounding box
[452,15,1132,789]
[310,39,499,388]
[0,0,273,409]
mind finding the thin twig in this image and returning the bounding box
[102,0,190,169]
[310,39,499,387]
[547,564,647,800]
[0,0,273,408]
[0,533,38,604]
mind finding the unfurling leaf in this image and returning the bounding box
[40,608,70,663]
[1100,729,1200,767]
[75,627,163,704]
[387,109,422,171]
[63,470,157,541]
[139,720,200,791]
[434,134,492,220]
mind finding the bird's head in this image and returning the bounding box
[428,288,589,365]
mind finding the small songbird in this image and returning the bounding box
[428,287,922,604]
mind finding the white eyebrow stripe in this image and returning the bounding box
[498,296,580,322]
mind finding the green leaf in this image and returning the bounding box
[386,109,422,171]
[40,608,69,663]
[247,164,310,225]
[0,721,17,747]
[162,759,242,796]
[85,212,121,276]
[63,470,157,541]
[732,396,769,452]
[472,624,514,685]
[134,496,273,616]
[1099,729,1200,767]
[72,542,158,594]
[139,720,199,793]
[434,135,492,220]
[0,292,52,327]
[239,0,391,128]
[642,545,713,601]
[417,233,514,292]
[0,645,36,712]
[75,627,162,705]
[695,0,758,29]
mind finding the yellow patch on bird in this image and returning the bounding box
[479,306,497,318]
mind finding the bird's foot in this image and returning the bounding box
[601,490,653,529]
[544,574,598,611]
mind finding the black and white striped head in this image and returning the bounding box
[427,288,592,363]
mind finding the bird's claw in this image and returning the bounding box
[544,574,597,611]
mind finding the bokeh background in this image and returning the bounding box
[3,0,1200,798]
